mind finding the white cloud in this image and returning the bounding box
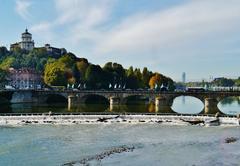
[95,0,240,57]
[55,0,114,44]
[30,22,55,45]
[55,0,113,26]
[29,0,240,79]
[15,0,32,20]
[31,0,114,45]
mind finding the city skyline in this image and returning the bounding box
[1,0,240,81]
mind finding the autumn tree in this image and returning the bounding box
[76,60,89,81]
[149,73,163,89]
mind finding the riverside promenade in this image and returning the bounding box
[0,113,239,126]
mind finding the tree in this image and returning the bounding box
[72,64,81,83]
[127,66,134,77]
[85,64,105,89]
[44,61,67,86]
[235,77,240,86]
[0,47,9,60]
[134,68,142,87]
[212,78,235,87]
[76,60,89,81]
[149,73,163,89]
[0,69,7,83]
[0,57,15,70]
[142,67,151,88]
[149,75,157,89]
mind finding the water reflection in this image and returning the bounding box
[171,96,204,114]
[0,102,170,114]
[218,97,240,115]
[0,96,240,115]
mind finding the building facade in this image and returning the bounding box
[8,68,42,89]
[20,29,34,51]
[44,44,67,58]
[10,29,35,51]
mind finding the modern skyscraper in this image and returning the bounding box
[182,72,186,83]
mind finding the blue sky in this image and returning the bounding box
[0,0,240,81]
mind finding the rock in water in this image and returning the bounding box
[225,137,238,144]
[62,145,135,166]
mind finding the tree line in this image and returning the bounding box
[0,46,175,90]
[180,77,240,88]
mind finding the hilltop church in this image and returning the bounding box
[10,29,67,57]
[10,29,34,51]
[7,29,68,90]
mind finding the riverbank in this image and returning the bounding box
[0,114,239,126]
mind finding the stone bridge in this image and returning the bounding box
[1,90,240,114]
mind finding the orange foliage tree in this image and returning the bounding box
[149,73,163,89]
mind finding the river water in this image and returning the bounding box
[0,97,240,166]
[0,125,240,166]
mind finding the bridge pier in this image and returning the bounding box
[155,97,174,113]
[109,97,121,105]
[204,98,220,114]
[68,95,79,110]
[109,97,122,112]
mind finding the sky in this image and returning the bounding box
[0,0,240,81]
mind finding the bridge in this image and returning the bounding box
[1,90,240,114]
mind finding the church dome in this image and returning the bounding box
[22,29,31,36]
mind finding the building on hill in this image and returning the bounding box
[10,29,35,51]
[10,43,21,51]
[10,29,66,56]
[44,44,67,58]
[7,68,43,89]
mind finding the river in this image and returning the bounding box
[0,124,240,166]
[0,96,240,166]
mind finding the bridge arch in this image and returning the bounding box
[171,95,204,114]
[45,94,68,104]
[0,91,13,104]
[122,95,150,105]
[80,94,109,104]
[218,96,240,115]
[0,91,14,113]
[0,96,11,104]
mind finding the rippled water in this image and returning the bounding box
[0,124,239,166]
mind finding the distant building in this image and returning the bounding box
[182,72,186,83]
[8,68,42,89]
[10,43,20,51]
[10,29,66,57]
[10,29,34,51]
[44,44,67,58]
[213,77,225,82]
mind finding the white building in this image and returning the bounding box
[10,29,35,51]
[20,29,34,51]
